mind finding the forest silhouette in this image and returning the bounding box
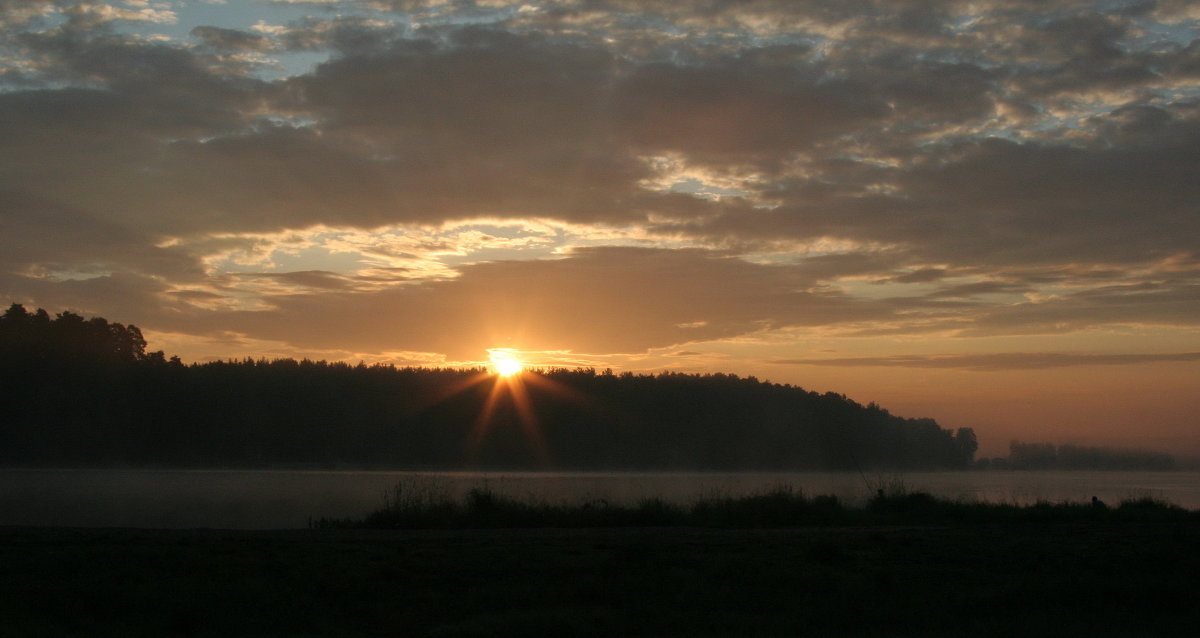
[0,303,984,469]
[999,440,1177,471]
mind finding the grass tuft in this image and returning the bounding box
[311,480,1200,529]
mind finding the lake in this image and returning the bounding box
[2,468,1198,529]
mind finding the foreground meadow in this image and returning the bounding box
[3,492,1198,637]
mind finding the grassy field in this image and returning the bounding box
[317,483,1200,530]
[3,513,1198,636]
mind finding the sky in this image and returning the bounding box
[2,0,1198,456]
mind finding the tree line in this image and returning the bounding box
[991,440,1178,471]
[0,304,978,470]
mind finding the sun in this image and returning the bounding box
[489,350,524,377]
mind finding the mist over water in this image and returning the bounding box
[3,469,1198,529]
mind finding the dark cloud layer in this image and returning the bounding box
[0,1,1198,359]
[772,352,1200,371]
[191,26,271,52]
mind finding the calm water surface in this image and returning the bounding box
[2,468,1198,529]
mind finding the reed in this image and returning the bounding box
[311,480,1198,529]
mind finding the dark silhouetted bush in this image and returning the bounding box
[316,482,1199,529]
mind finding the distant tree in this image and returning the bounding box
[954,428,979,466]
[1,304,149,365]
[3,303,29,322]
[1007,440,1176,471]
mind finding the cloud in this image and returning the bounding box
[611,52,891,165]
[927,280,1030,299]
[273,15,403,54]
[238,270,354,291]
[143,247,894,359]
[2,271,178,324]
[771,351,1200,371]
[962,282,1200,335]
[61,2,177,30]
[0,0,1198,364]
[660,126,1200,270]
[191,26,272,51]
[889,268,947,284]
[0,190,203,281]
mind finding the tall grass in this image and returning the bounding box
[310,480,1199,529]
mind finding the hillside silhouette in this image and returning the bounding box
[1,304,977,469]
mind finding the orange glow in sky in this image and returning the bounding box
[489,349,525,377]
[4,0,1199,459]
